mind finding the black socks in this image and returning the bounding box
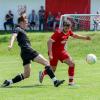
[12,74,24,83]
[45,66,55,79]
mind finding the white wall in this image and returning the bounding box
[91,0,100,14]
[0,0,45,30]
[1,0,100,30]
[90,0,100,30]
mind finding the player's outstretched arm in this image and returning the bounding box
[72,34,91,40]
[8,33,17,50]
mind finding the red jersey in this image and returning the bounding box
[51,29,74,52]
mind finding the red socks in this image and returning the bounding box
[68,66,75,83]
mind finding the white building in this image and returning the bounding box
[0,0,100,30]
[0,0,45,30]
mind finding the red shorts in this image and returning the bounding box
[50,50,70,66]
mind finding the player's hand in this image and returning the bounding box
[85,36,91,40]
[8,45,12,50]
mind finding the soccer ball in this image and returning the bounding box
[86,54,97,64]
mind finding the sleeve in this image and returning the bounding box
[69,30,74,36]
[51,31,60,42]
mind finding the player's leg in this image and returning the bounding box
[63,57,75,85]
[23,64,31,78]
[38,52,58,83]
[2,60,31,87]
[59,50,75,86]
[39,57,58,83]
[39,66,57,83]
[33,54,65,87]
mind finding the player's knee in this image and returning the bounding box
[44,60,50,66]
[69,62,75,67]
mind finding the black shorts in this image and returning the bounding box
[21,48,39,66]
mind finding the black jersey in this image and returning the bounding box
[13,26,39,65]
[13,26,31,50]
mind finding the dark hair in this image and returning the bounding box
[17,16,25,24]
[63,20,72,27]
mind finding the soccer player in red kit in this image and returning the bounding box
[39,20,91,86]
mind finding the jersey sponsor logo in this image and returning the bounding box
[61,35,68,44]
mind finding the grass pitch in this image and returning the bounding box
[0,31,100,100]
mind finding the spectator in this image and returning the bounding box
[47,12,54,30]
[38,6,45,31]
[93,11,100,31]
[53,12,61,30]
[4,10,14,31]
[28,10,38,30]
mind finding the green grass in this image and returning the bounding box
[0,31,100,100]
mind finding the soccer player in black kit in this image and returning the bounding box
[2,16,64,87]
